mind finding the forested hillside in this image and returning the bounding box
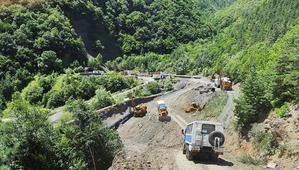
[0,0,298,169]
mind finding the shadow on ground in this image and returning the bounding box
[193,157,234,167]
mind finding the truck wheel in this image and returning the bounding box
[182,143,186,154]
[208,131,225,147]
[186,146,193,161]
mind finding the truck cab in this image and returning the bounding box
[182,121,225,161]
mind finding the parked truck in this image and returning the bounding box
[182,121,225,161]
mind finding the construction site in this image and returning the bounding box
[98,75,299,170]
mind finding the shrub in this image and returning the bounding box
[163,78,173,91]
[146,81,161,94]
[249,123,278,156]
[238,154,264,165]
[91,87,115,110]
[274,102,290,118]
[54,99,122,169]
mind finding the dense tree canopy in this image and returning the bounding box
[0,0,298,168]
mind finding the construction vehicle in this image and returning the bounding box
[184,102,205,113]
[212,70,232,91]
[221,77,232,90]
[156,100,171,121]
[132,105,147,117]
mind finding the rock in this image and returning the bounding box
[264,124,271,130]
[266,162,277,169]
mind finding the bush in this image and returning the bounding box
[140,90,151,97]
[22,83,44,105]
[163,78,173,91]
[249,123,278,156]
[45,90,64,109]
[55,99,122,169]
[146,81,161,94]
[91,87,115,110]
[238,154,264,165]
[274,102,290,118]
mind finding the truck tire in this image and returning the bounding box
[183,143,186,154]
[186,146,193,161]
[208,131,225,147]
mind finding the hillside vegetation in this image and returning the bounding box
[0,0,298,169]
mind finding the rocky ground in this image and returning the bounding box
[107,78,299,170]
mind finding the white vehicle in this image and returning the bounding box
[182,121,225,161]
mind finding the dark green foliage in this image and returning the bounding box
[56,99,122,169]
[0,3,87,110]
[234,72,271,129]
[19,73,137,109]
[0,96,122,169]
[0,93,60,169]
[104,0,218,55]
[270,27,299,107]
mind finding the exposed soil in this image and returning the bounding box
[108,78,299,170]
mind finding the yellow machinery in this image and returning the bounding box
[129,92,147,117]
[156,100,171,121]
[133,105,147,117]
[221,77,232,91]
[184,102,205,113]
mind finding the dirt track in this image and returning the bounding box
[108,78,262,170]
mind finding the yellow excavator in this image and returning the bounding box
[129,92,147,117]
[156,100,171,121]
[132,105,147,117]
[184,102,205,113]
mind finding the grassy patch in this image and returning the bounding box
[238,154,264,165]
[203,91,228,118]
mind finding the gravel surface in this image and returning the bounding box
[108,78,262,170]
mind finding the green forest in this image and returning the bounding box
[0,0,298,169]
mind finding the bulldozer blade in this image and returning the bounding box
[158,116,171,122]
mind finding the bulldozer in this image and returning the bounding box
[184,102,205,113]
[132,105,147,117]
[156,100,171,121]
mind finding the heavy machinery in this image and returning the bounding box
[184,102,205,113]
[129,92,147,117]
[132,105,147,117]
[156,100,171,121]
[221,77,232,91]
[212,70,232,91]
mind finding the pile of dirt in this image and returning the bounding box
[108,151,154,170]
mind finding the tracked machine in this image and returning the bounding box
[156,100,171,121]
[132,105,147,117]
